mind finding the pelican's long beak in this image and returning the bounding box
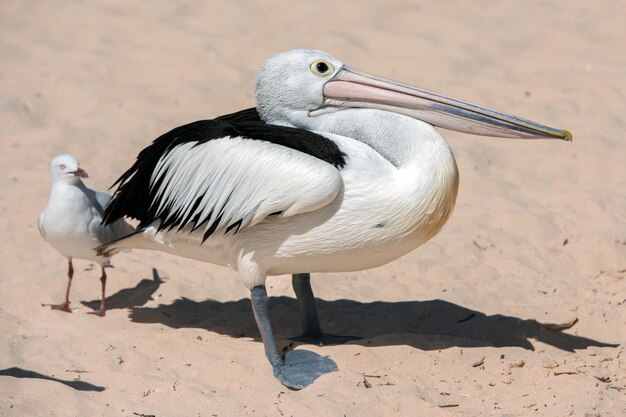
[312,67,572,141]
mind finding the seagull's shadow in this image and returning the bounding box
[81,268,164,312]
[0,367,105,392]
[129,293,618,352]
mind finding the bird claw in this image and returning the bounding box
[272,349,338,390]
[88,308,106,317]
[41,302,72,313]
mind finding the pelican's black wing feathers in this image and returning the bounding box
[103,108,345,239]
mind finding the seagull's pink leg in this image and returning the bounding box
[43,259,73,313]
[89,267,107,317]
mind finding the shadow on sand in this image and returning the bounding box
[0,367,105,392]
[129,294,619,352]
[4,270,166,392]
[81,268,164,312]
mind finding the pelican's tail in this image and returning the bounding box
[96,222,177,257]
[97,231,133,257]
[96,226,158,257]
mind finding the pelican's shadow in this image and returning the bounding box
[129,294,618,351]
[81,268,164,312]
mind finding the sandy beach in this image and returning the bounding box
[1,1,624,415]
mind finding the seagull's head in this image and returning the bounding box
[50,154,89,183]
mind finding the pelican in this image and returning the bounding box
[100,49,571,389]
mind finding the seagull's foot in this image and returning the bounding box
[273,349,338,390]
[87,308,106,317]
[41,302,72,313]
[291,332,361,347]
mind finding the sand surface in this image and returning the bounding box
[1,1,624,415]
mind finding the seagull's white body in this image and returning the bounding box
[39,154,133,315]
[39,179,124,265]
[101,49,570,388]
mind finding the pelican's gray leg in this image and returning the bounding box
[292,273,322,336]
[291,273,361,346]
[250,285,337,389]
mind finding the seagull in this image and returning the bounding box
[99,49,571,388]
[39,154,134,316]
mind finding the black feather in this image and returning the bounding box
[103,107,346,240]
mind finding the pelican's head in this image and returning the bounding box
[255,49,344,127]
[50,154,88,183]
[255,48,572,141]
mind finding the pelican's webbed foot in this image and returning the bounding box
[274,350,338,389]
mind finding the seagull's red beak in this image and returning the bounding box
[73,167,89,178]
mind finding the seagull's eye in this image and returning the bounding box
[310,60,334,77]
[59,164,66,170]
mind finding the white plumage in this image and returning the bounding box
[151,137,342,234]
[39,154,133,316]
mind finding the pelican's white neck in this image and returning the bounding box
[278,108,453,169]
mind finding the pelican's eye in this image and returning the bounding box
[59,164,66,170]
[310,60,334,77]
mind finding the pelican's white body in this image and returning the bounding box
[101,48,570,292]
[116,109,459,289]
